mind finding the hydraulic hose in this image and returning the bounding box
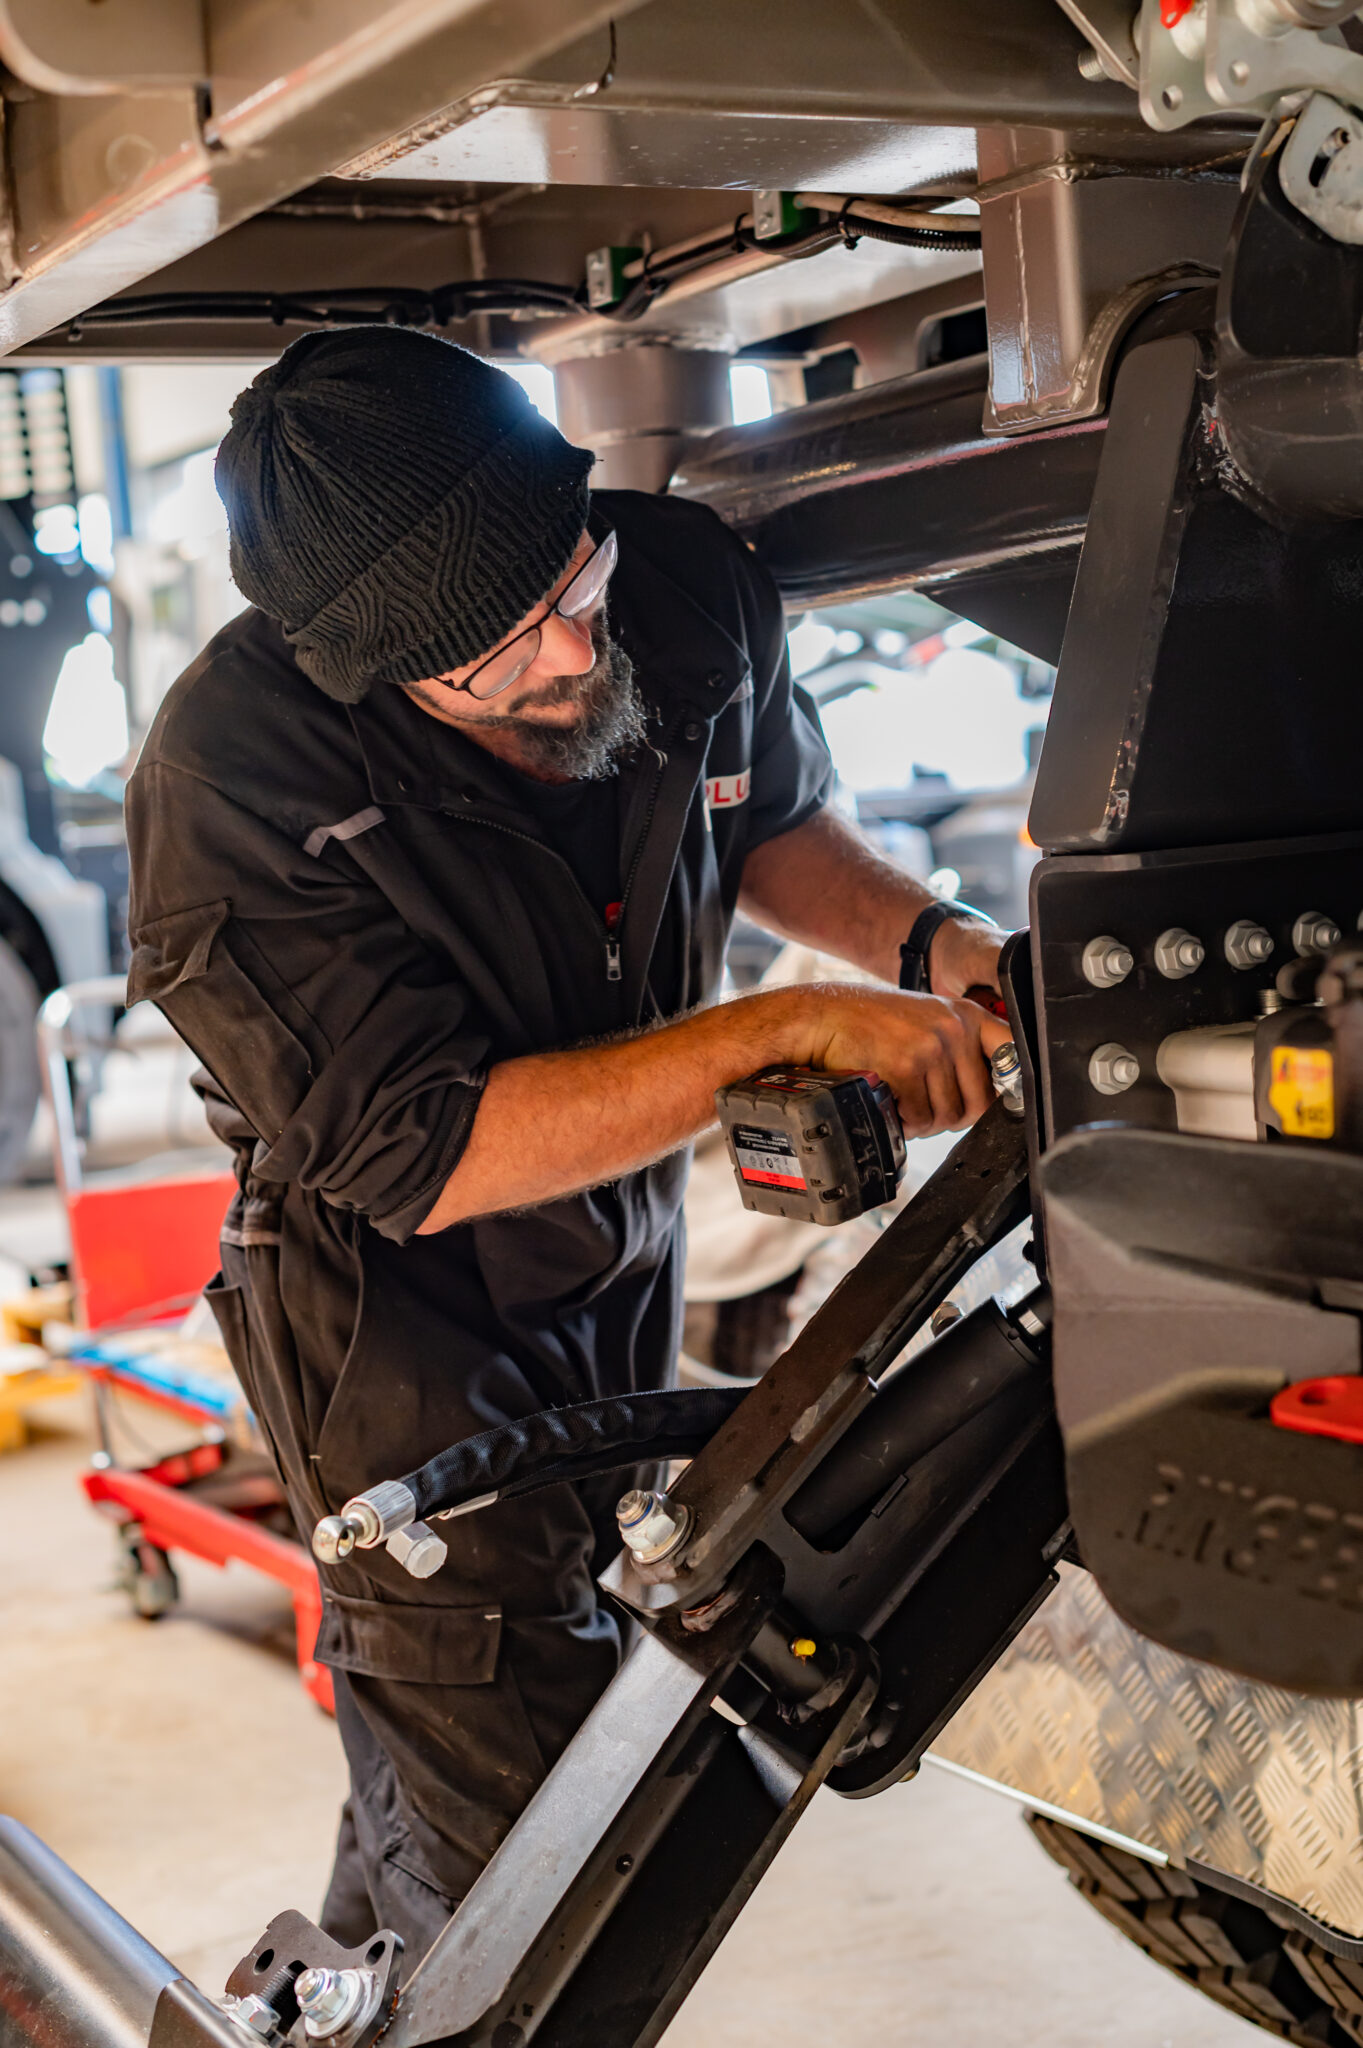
[400,1386,748,1521]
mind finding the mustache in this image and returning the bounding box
[497,620,648,780]
[508,667,592,711]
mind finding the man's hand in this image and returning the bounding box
[927,914,1009,1000]
[799,982,1012,1136]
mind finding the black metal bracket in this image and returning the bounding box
[605,1101,1031,1619]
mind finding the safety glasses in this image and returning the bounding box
[456,527,619,700]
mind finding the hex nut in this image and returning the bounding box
[617,1488,691,1564]
[1081,935,1134,989]
[220,1996,281,2041]
[1292,910,1341,956]
[1089,1042,1140,1095]
[296,1967,383,2043]
[385,1521,447,1578]
[1153,927,1205,980]
[1224,920,1275,971]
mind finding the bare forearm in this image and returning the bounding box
[416,976,1009,1233]
[419,990,806,1233]
[739,805,1006,997]
[738,805,933,984]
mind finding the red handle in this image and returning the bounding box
[965,983,1010,1021]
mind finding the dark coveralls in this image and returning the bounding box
[123,488,833,1957]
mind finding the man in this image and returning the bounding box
[124,327,1010,1960]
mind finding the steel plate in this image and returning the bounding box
[932,1563,1363,1936]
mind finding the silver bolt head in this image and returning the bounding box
[295,1970,327,2011]
[311,1516,355,1565]
[1293,910,1341,956]
[296,1967,378,2041]
[385,1521,447,1578]
[223,1994,281,2040]
[1224,919,1275,970]
[1089,1042,1140,1095]
[1081,935,1134,989]
[1154,927,1205,980]
[617,1488,690,1564]
[931,1302,963,1336]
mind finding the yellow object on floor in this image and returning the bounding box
[0,1353,83,1451]
[2,1281,75,1346]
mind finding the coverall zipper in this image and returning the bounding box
[446,712,682,988]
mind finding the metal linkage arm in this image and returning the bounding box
[610,1100,1033,1617]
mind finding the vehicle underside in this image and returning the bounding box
[7,1,1363,2043]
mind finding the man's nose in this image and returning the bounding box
[537,610,596,677]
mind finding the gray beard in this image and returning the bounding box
[411,618,648,781]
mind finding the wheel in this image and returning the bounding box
[116,1529,179,1621]
[1028,1811,1363,2045]
[0,935,40,1183]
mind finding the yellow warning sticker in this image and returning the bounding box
[1268,1045,1335,1140]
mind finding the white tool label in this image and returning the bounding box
[705,769,751,811]
[732,1124,806,1191]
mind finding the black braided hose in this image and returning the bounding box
[396,1387,750,1520]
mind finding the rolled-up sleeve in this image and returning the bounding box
[740,555,835,850]
[126,763,489,1242]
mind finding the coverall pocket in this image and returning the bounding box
[316,1591,503,1685]
[129,899,321,1144]
[203,1273,257,1409]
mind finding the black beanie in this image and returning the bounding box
[215,327,594,703]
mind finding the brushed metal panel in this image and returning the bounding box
[933,1562,1363,1935]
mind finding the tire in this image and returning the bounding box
[1028,1811,1363,2045]
[0,934,41,1183]
[117,1530,180,1621]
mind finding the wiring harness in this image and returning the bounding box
[59,193,980,340]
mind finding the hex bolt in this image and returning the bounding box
[384,1520,447,1578]
[1081,935,1134,989]
[1153,927,1205,980]
[1293,910,1341,956]
[220,1995,282,2041]
[1224,919,1275,970]
[930,1301,963,1337]
[617,1487,691,1565]
[295,1967,379,2042]
[1089,1042,1141,1095]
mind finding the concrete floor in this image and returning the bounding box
[0,1050,1263,2045]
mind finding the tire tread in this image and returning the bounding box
[1027,1812,1363,2046]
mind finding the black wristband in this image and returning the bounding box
[899,899,989,994]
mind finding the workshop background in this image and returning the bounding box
[0,356,1252,2042]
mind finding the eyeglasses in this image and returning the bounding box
[454,527,619,700]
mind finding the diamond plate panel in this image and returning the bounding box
[932,1564,1363,1935]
